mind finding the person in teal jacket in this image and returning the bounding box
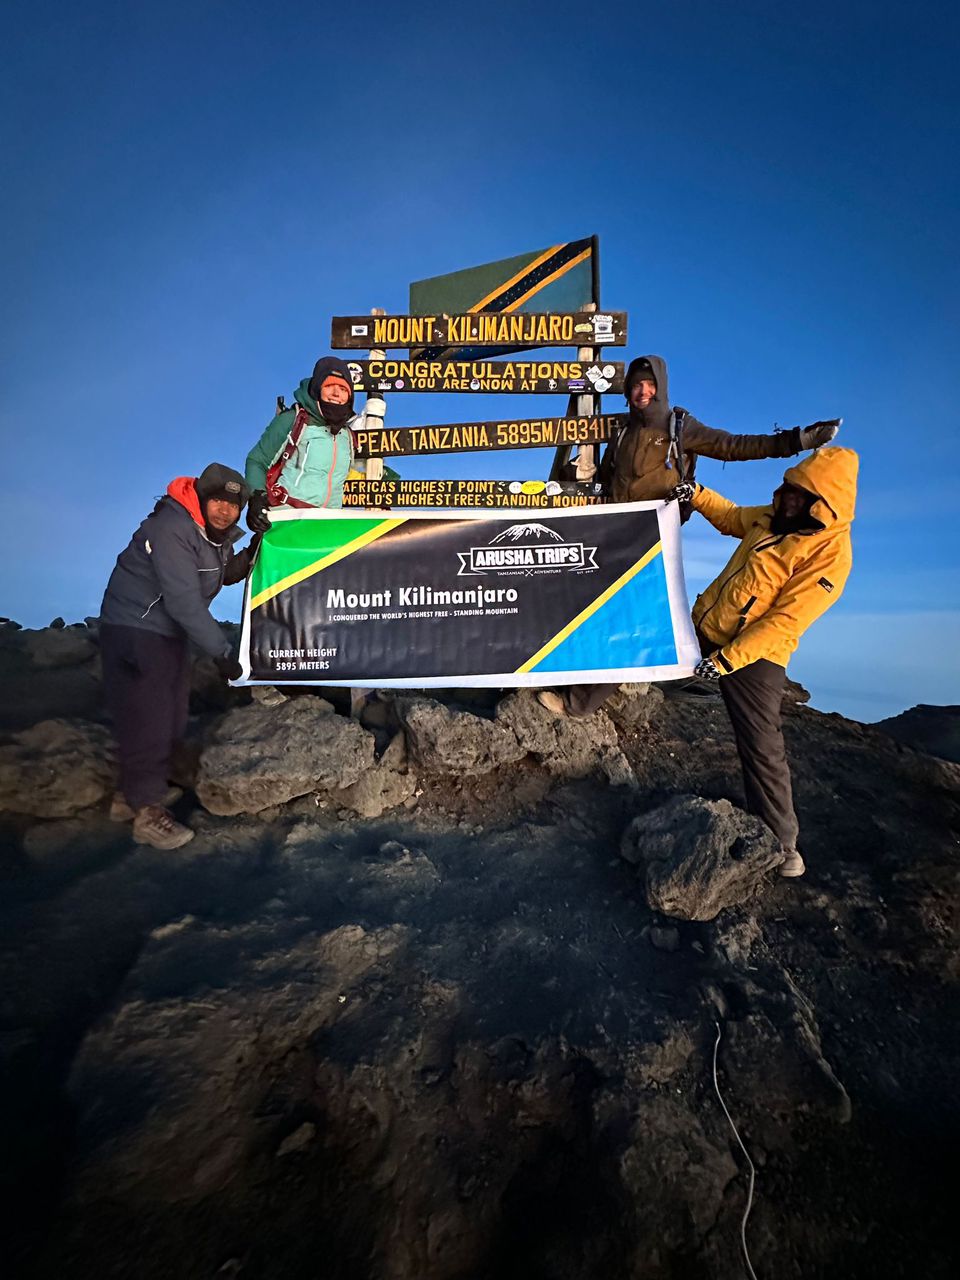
[245,356,380,530]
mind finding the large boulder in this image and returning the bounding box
[334,731,418,818]
[396,697,526,777]
[21,626,97,670]
[620,795,782,920]
[196,697,375,816]
[496,690,634,784]
[0,718,115,817]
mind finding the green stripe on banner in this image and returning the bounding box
[249,516,403,609]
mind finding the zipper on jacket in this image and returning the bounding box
[696,536,785,629]
[141,594,162,619]
[734,595,757,633]
[323,435,338,508]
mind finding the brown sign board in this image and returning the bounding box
[341,478,604,510]
[345,358,624,395]
[353,413,625,458]
[332,311,627,350]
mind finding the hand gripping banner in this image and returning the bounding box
[238,503,699,687]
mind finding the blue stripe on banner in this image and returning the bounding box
[531,554,679,673]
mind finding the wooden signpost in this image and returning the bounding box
[352,413,625,458]
[345,358,624,395]
[332,310,627,350]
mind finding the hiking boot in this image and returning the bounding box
[110,787,183,822]
[779,848,806,878]
[132,805,194,850]
[536,690,567,717]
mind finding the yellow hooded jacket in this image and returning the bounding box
[691,447,858,674]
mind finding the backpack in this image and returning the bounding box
[599,407,697,522]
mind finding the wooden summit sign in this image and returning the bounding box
[345,358,624,395]
[332,311,627,350]
[353,413,625,458]
[342,478,603,509]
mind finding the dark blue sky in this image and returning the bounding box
[2,0,957,720]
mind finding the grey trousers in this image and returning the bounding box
[702,635,800,849]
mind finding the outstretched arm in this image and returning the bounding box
[682,414,800,463]
[687,483,750,538]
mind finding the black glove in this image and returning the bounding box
[694,657,722,681]
[246,490,271,534]
[669,482,697,504]
[214,655,243,682]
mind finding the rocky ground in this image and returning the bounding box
[1,618,958,1279]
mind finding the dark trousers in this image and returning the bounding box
[100,624,191,810]
[699,634,799,849]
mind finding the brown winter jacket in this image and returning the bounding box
[602,355,802,503]
[691,447,858,674]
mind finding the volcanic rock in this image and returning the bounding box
[335,730,418,818]
[397,696,526,776]
[21,627,97,670]
[876,703,960,764]
[196,696,375,815]
[621,794,783,920]
[496,689,635,783]
[0,718,115,817]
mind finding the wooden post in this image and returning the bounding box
[352,309,385,717]
[574,300,599,481]
[365,306,386,482]
[549,301,599,481]
[551,235,602,482]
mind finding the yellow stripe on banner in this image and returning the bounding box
[468,244,563,313]
[250,519,407,610]
[507,247,593,313]
[516,541,663,673]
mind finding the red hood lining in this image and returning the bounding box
[167,476,205,527]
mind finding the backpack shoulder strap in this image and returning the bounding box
[265,407,310,505]
[666,407,687,475]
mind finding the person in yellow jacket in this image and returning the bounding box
[673,446,859,878]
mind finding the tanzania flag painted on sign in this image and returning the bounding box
[239,503,699,688]
[409,237,597,361]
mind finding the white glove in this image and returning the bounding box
[799,418,841,449]
[669,482,697,503]
[694,657,722,681]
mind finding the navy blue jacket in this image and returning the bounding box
[100,479,256,657]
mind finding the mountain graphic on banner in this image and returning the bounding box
[491,523,564,545]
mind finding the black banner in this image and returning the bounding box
[243,507,689,686]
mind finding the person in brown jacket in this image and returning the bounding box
[600,354,839,503]
[680,445,859,877]
[537,354,841,717]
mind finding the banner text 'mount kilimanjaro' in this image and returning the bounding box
[344,359,624,395]
[331,311,627,350]
[239,505,699,688]
[353,413,625,458]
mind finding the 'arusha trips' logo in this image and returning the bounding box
[457,522,599,577]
